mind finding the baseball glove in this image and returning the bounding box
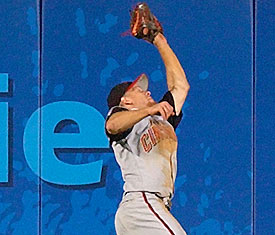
[130,2,163,43]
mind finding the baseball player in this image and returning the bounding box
[105,3,190,235]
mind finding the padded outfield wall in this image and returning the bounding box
[0,0,274,234]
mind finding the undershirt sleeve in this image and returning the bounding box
[159,91,183,129]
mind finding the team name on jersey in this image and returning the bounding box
[140,120,177,153]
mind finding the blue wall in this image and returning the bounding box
[0,0,273,234]
[256,1,275,235]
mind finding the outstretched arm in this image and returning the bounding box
[106,101,174,134]
[153,33,190,115]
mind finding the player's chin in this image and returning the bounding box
[147,99,156,107]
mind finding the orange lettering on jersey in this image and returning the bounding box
[148,128,157,145]
[140,133,152,153]
[141,119,177,153]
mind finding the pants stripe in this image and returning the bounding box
[142,192,175,235]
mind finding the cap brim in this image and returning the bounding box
[127,73,148,92]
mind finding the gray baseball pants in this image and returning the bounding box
[115,192,187,235]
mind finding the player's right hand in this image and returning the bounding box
[148,101,175,120]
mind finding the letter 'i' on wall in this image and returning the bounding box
[0,73,9,182]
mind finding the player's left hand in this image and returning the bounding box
[148,101,175,120]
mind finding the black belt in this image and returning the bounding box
[155,194,172,211]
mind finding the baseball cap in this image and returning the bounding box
[107,73,149,109]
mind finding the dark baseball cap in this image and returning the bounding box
[107,73,149,109]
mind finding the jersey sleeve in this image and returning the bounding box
[159,91,183,129]
[105,106,133,143]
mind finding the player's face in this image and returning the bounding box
[125,85,156,108]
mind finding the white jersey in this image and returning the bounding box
[106,91,182,198]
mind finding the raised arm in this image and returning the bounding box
[153,33,190,115]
